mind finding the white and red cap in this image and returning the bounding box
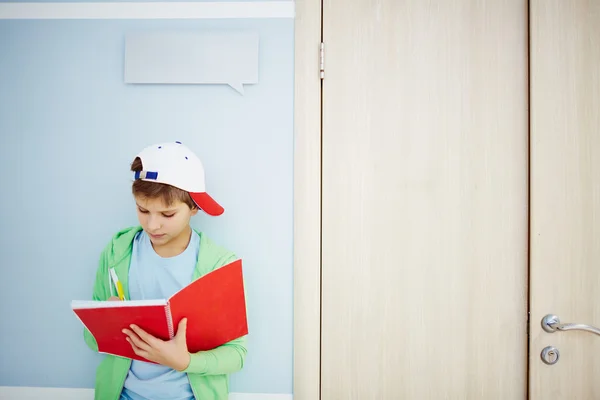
[134,141,224,216]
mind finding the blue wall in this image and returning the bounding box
[0,8,294,395]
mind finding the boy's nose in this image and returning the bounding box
[147,216,161,231]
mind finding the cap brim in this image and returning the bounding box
[190,192,224,216]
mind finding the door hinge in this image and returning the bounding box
[319,42,325,79]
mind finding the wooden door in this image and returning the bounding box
[529,1,600,398]
[320,1,529,398]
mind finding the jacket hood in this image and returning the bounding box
[104,225,233,277]
[105,225,143,265]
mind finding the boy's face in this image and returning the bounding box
[134,195,198,246]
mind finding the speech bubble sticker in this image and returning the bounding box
[124,31,259,95]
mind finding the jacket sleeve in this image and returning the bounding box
[183,252,248,375]
[183,335,248,375]
[83,245,111,352]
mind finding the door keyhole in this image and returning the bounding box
[541,346,560,365]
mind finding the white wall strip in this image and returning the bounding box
[0,386,293,400]
[0,2,295,20]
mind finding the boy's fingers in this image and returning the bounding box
[127,338,146,357]
[124,329,151,351]
[175,318,187,341]
[129,324,159,346]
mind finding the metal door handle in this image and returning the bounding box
[541,314,600,336]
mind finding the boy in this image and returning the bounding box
[83,141,247,400]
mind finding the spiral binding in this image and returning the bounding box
[165,305,175,338]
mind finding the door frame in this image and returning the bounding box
[293,0,322,399]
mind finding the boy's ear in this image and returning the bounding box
[191,207,199,216]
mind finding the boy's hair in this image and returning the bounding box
[131,157,197,209]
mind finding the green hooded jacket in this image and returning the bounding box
[83,226,247,400]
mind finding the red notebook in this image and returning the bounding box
[72,259,248,363]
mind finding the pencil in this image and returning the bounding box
[110,268,125,301]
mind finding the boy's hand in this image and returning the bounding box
[123,318,191,371]
[107,296,121,301]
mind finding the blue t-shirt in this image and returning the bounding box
[120,230,199,400]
